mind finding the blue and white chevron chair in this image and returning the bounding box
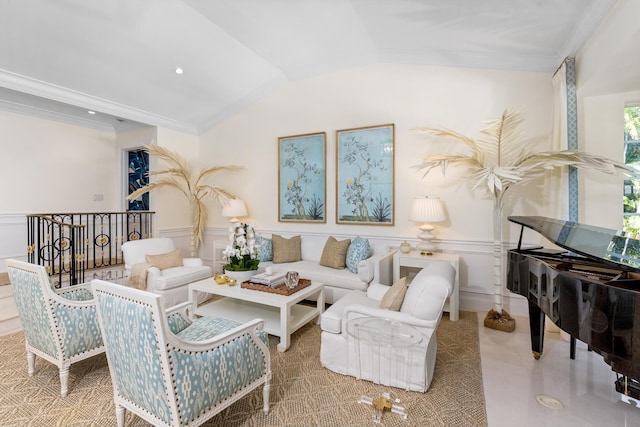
[91,279,271,427]
[6,259,105,397]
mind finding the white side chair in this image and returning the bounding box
[91,279,271,427]
[121,237,212,306]
[319,262,455,392]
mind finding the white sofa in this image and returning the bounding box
[319,262,455,392]
[121,237,212,306]
[256,233,394,304]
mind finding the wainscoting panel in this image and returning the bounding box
[1,217,528,316]
[0,214,28,270]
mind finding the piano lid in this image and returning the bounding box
[508,215,640,271]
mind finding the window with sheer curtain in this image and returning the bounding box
[623,105,640,235]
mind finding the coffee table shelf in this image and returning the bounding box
[189,279,324,352]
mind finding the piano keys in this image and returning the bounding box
[507,215,640,399]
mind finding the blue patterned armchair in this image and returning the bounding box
[91,279,271,427]
[6,259,105,397]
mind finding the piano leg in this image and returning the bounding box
[529,301,545,360]
[570,336,576,360]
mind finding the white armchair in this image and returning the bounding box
[121,237,212,306]
[320,261,455,392]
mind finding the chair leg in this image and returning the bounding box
[262,374,271,414]
[59,365,70,398]
[116,404,126,427]
[27,351,35,376]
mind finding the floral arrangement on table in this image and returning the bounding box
[222,222,260,272]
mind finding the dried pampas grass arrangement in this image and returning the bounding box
[128,145,243,257]
[414,109,639,331]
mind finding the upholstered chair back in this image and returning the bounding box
[6,259,104,397]
[94,285,175,423]
[9,263,58,356]
[400,262,455,320]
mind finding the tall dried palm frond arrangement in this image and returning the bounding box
[414,109,639,331]
[127,145,243,257]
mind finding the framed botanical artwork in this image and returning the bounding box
[278,132,326,223]
[336,123,394,225]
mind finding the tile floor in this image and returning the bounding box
[479,313,640,426]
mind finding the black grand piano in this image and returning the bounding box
[507,215,640,399]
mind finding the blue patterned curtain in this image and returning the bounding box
[551,57,578,221]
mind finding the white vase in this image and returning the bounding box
[224,269,257,283]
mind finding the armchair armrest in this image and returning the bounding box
[183,258,204,267]
[55,281,92,295]
[53,283,96,306]
[165,301,193,334]
[167,317,271,421]
[170,317,268,351]
[366,283,391,301]
[146,266,162,278]
[342,303,440,337]
[358,250,395,285]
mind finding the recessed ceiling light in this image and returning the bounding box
[87,110,96,115]
[174,67,184,75]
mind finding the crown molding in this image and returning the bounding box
[0,69,198,135]
[0,98,116,132]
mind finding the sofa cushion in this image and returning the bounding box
[264,260,369,292]
[145,249,183,270]
[319,237,351,269]
[346,237,371,273]
[256,236,273,262]
[380,277,407,311]
[272,234,302,263]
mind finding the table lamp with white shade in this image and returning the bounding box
[410,196,446,255]
[221,198,248,222]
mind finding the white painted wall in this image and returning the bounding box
[577,0,640,230]
[199,63,555,246]
[0,110,119,213]
[0,111,120,267]
[197,63,556,315]
[153,127,203,231]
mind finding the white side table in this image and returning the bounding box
[393,251,460,321]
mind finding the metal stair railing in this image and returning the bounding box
[27,211,154,287]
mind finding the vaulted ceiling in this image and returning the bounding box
[0,0,619,134]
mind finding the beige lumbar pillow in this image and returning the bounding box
[272,234,302,263]
[145,249,183,270]
[380,277,408,311]
[319,236,351,269]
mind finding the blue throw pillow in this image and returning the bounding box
[256,236,273,262]
[346,237,371,273]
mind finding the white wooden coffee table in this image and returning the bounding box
[189,278,324,352]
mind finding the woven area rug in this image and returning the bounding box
[0,311,486,426]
